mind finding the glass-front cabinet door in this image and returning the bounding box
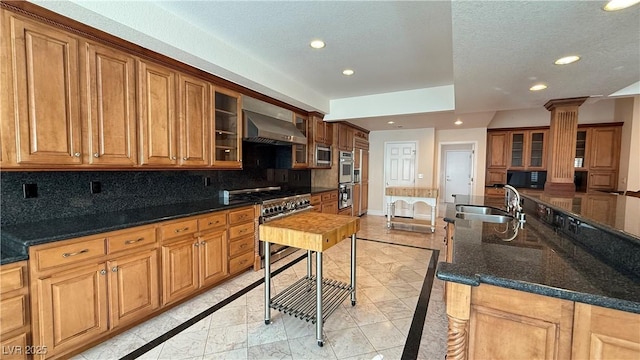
[509,132,525,169]
[292,113,309,168]
[213,88,242,168]
[527,130,546,169]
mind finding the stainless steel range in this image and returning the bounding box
[225,187,312,267]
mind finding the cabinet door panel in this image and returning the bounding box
[487,132,508,168]
[179,74,210,166]
[39,264,108,356]
[361,182,369,213]
[161,238,198,305]
[139,60,177,166]
[9,16,82,165]
[589,127,620,170]
[108,249,159,328]
[199,231,228,288]
[85,42,137,165]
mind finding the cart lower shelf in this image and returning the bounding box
[270,275,353,324]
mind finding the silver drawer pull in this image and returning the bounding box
[124,237,144,245]
[62,249,89,257]
[240,243,247,248]
[175,227,190,233]
[208,221,219,225]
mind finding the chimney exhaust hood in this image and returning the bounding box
[243,110,306,146]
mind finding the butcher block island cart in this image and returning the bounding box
[259,212,360,346]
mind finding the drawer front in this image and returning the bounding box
[321,192,333,202]
[229,251,253,274]
[199,213,227,232]
[160,218,198,240]
[228,222,254,240]
[229,236,253,258]
[310,194,321,206]
[0,332,28,360]
[107,227,156,253]
[0,295,27,334]
[228,207,254,225]
[34,237,106,271]
[0,263,26,293]
[330,191,338,200]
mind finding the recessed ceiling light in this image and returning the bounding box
[342,69,354,76]
[309,39,325,49]
[529,84,548,91]
[554,55,580,65]
[603,0,640,11]
[387,121,395,124]
[454,120,463,125]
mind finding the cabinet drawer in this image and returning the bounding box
[229,236,253,258]
[33,237,106,271]
[107,227,156,253]
[229,251,253,274]
[228,207,254,225]
[485,187,505,197]
[0,262,26,293]
[310,194,321,206]
[321,192,334,202]
[228,222,255,240]
[0,332,28,360]
[0,295,28,334]
[199,213,227,232]
[160,218,198,240]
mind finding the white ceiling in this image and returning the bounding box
[31,1,640,131]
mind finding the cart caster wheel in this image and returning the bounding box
[317,340,324,347]
[265,320,270,325]
[351,300,356,306]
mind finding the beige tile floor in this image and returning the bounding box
[73,215,449,360]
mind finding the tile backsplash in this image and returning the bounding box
[0,169,310,226]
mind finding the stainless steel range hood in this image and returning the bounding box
[243,110,306,146]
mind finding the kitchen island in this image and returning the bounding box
[436,193,640,360]
[259,212,360,347]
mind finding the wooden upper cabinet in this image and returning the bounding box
[84,41,137,166]
[178,74,210,166]
[212,88,242,168]
[509,130,547,170]
[589,126,620,170]
[138,60,178,166]
[313,116,333,146]
[337,123,354,151]
[487,131,508,168]
[5,13,83,166]
[574,129,588,169]
[292,113,309,168]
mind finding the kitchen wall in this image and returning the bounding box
[488,99,616,128]
[435,128,488,199]
[0,168,310,226]
[617,96,640,191]
[367,128,436,218]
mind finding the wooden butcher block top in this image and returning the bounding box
[259,212,360,252]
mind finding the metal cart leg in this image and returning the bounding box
[386,202,393,229]
[350,234,357,306]
[264,241,271,325]
[316,251,324,347]
[307,250,313,277]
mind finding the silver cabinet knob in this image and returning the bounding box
[73,152,81,157]
[194,243,200,247]
[183,157,187,160]
[112,266,118,272]
[100,269,106,275]
[171,156,177,160]
[200,241,206,245]
[94,153,100,158]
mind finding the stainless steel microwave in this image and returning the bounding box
[315,145,331,166]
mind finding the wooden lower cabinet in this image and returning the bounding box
[1,261,31,360]
[572,303,640,359]
[36,263,109,358]
[161,236,199,305]
[198,230,228,288]
[445,283,640,360]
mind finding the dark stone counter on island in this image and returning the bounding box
[437,193,640,314]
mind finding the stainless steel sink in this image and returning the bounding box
[455,205,511,216]
[454,212,514,224]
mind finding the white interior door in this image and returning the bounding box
[385,142,416,217]
[444,150,472,202]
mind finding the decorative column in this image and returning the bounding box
[544,97,588,195]
[446,282,471,360]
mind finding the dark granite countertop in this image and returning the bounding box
[1,198,255,265]
[437,195,640,314]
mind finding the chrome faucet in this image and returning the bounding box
[503,185,525,223]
